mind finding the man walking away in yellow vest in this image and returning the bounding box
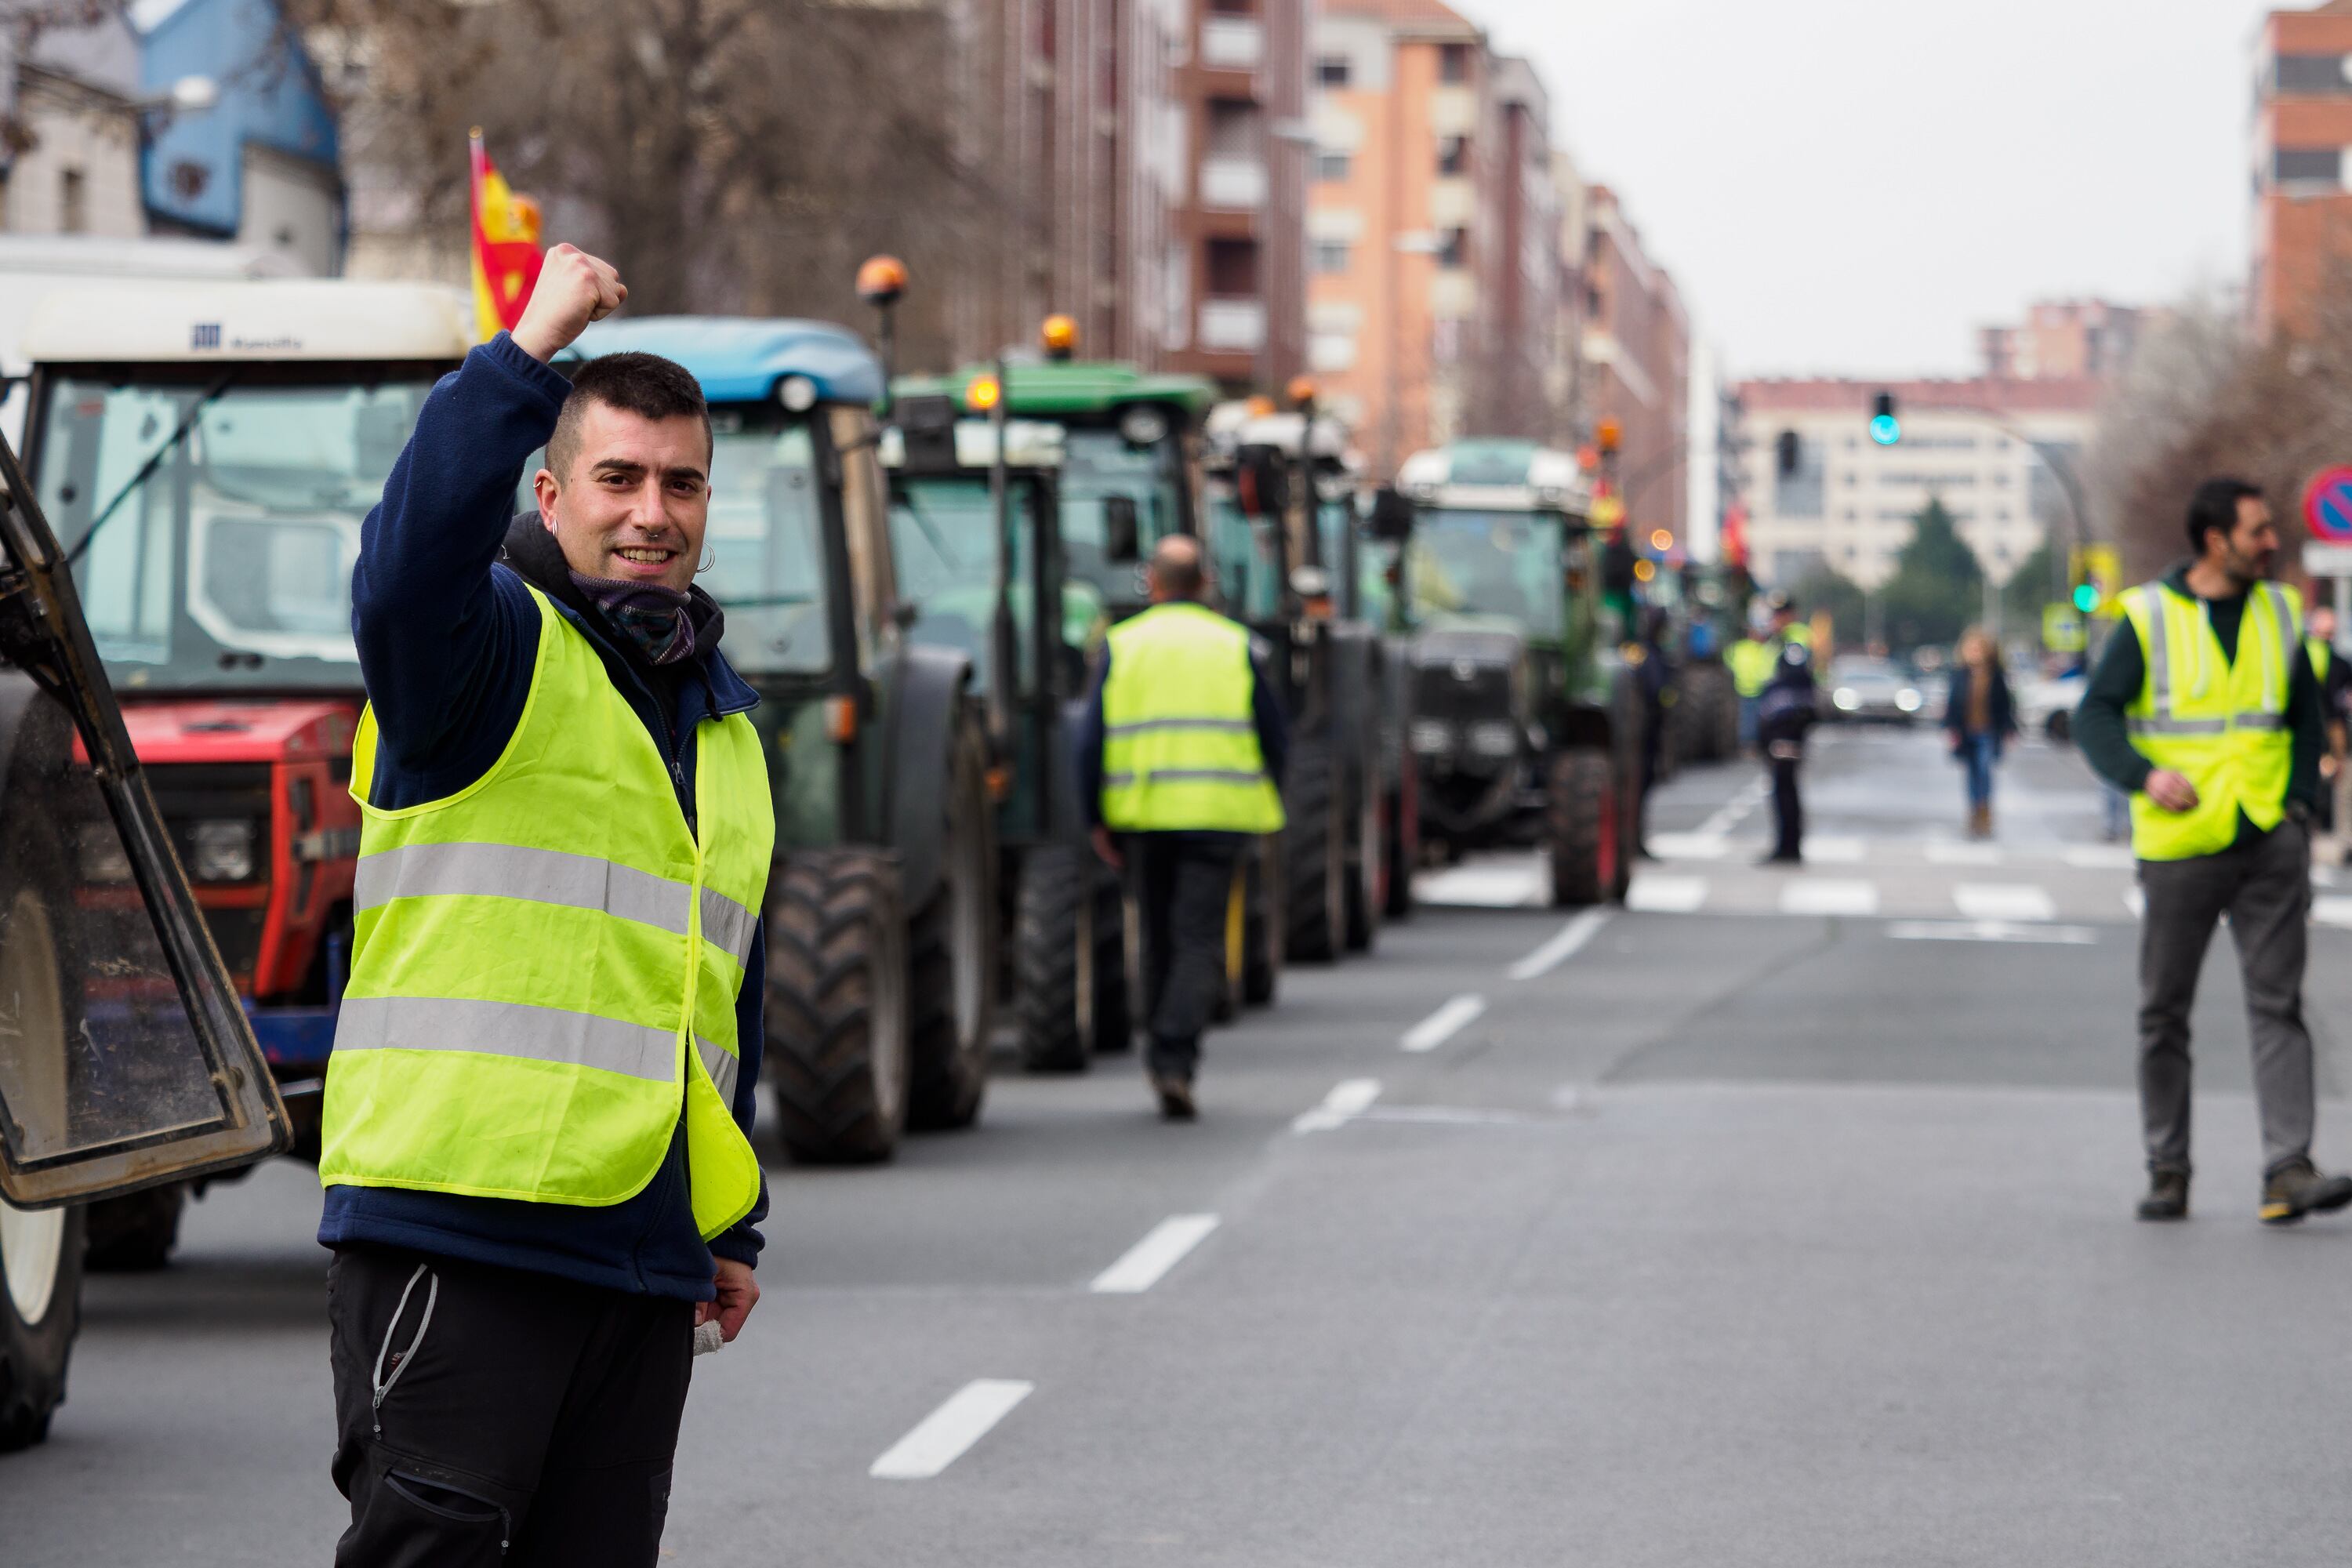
[2076,477,2352,1226]
[1075,537,1287,1120]
[320,244,771,1564]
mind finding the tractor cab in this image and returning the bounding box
[15,281,470,1195]
[1393,438,1638,906]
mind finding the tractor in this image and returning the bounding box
[558,315,998,1165]
[0,420,289,1449]
[1389,438,1642,906]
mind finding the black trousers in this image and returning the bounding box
[1768,747,1803,858]
[1128,832,1243,1082]
[328,1244,693,1568]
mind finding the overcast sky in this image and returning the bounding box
[1453,0,2280,380]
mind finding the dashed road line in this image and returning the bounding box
[1780,878,1879,916]
[1402,993,1487,1053]
[1925,840,2005,867]
[869,1381,1035,1479]
[1505,909,1610,979]
[1627,874,1708,913]
[1292,1077,1383,1134]
[2063,844,2136,871]
[1889,919,2097,945]
[1952,883,2058,922]
[1800,835,1867,863]
[2316,895,2352,929]
[1090,1214,1221,1294]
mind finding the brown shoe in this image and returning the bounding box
[1152,1075,1196,1122]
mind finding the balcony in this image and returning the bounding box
[1199,297,1267,353]
[1200,156,1269,210]
[1428,176,1475,228]
[1201,16,1265,72]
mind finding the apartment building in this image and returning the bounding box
[1584,186,1688,550]
[1736,378,2101,592]
[1978,299,2145,382]
[2253,0,2352,339]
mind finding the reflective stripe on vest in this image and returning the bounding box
[321,586,774,1236]
[2120,579,2299,862]
[1100,601,1285,834]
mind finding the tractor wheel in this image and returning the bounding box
[1283,737,1347,964]
[1014,845,1128,1072]
[1243,836,1280,1005]
[82,1181,186,1273]
[905,721,997,1131]
[1381,758,1417,920]
[1343,736,1383,954]
[0,1200,83,1452]
[766,849,911,1164]
[1545,747,1621,909]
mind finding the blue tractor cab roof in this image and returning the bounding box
[565,315,884,407]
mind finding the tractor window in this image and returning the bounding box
[702,419,832,676]
[1061,429,1175,602]
[888,475,1051,695]
[1207,493,1282,622]
[37,375,430,691]
[1409,507,1566,640]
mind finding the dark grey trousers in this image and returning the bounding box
[2136,820,2316,1177]
[1128,832,1243,1083]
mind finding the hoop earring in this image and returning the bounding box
[698,546,717,575]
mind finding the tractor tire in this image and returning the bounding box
[1283,737,1347,964]
[1381,761,1417,921]
[1545,747,1621,909]
[1711,674,1742,760]
[1343,735,1383,954]
[766,849,911,1164]
[1014,846,1129,1072]
[905,720,997,1131]
[82,1181,186,1273]
[0,1200,83,1452]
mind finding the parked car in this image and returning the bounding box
[2016,670,2088,742]
[1824,655,1926,724]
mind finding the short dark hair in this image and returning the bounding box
[2186,477,2263,556]
[546,352,711,481]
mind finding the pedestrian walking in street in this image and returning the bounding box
[1755,637,1817,865]
[319,245,771,1564]
[1943,626,2017,839]
[2075,476,2352,1225]
[1077,536,1287,1120]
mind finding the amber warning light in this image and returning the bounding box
[855,255,907,307]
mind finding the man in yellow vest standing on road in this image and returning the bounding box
[1730,592,1802,753]
[2078,477,2352,1226]
[318,244,771,1565]
[1077,536,1287,1120]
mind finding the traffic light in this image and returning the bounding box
[1869,391,1900,446]
[2072,582,2100,615]
[1775,430,1801,476]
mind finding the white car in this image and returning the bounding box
[2016,670,2088,742]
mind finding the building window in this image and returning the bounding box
[1309,330,1357,372]
[1312,240,1352,275]
[1439,42,1469,83]
[59,168,86,234]
[1436,136,1468,176]
[2274,53,2352,96]
[1206,238,1259,296]
[1437,228,1467,269]
[2274,147,2343,187]
[1314,149,1352,183]
[1316,53,1350,88]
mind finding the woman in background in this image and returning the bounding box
[1944,626,2017,839]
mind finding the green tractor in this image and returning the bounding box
[1389,438,1642,906]
[561,317,998,1164]
[877,379,1132,1073]
[1203,395,1413,971]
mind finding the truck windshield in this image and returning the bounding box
[701,416,832,676]
[35,373,432,692]
[1410,507,1565,640]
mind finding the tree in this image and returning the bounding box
[2000,536,2061,629]
[1878,498,1984,653]
[1789,564,1867,650]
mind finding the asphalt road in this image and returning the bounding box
[9,724,2352,1565]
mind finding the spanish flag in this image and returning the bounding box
[470,129,544,343]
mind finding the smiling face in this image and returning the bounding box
[532,399,712,593]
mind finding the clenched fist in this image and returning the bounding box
[512,243,626,363]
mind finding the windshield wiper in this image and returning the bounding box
[64,368,244,570]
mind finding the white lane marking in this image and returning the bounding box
[1090,1214,1221,1294]
[1292,1077,1383,1133]
[2315,895,2352,929]
[1696,779,1768,838]
[1780,878,1879,916]
[1402,993,1487,1053]
[1647,832,1730,861]
[1414,862,1543,908]
[1505,909,1611,979]
[2122,887,2145,918]
[1801,835,1867,863]
[1925,840,2005,867]
[1360,1105,1537,1127]
[869,1381,1035,1479]
[1627,874,1708,913]
[1952,883,2058,922]
[1889,920,2098,945]
[2315,866,2339,889]
[1550,1085,1583,1111]
[2063,844,2137,871]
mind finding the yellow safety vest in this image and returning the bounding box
[2308,635,2332,684]
[1728,637,1779,698]
[321,586,773,1238]
[1102,601,1285,834]
[2120,579,2300,862]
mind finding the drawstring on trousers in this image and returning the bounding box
[370,1263,439,1438]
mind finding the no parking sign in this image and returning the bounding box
[2303,466,2352,575]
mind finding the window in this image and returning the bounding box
[1439,42,1469,83]
[1312,240,1352,275]
[1314,149,1352,182]
[2274,147,2343,187]
[60,168,85,234]
[1316,53,1350,88]
[1436,136,1467,176]
[1437,228,1467,269]
[2275,53,2352,96]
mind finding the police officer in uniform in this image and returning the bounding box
[319,245,770,1563]
[1078,536,1286,1120]
[2078,477,2352,1225]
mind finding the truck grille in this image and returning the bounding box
[144,763,272,882]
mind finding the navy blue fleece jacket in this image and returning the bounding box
[319,331,768,1300]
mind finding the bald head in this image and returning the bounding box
[1148,535,1207,604]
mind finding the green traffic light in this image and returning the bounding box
[2072,583,2099,613]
